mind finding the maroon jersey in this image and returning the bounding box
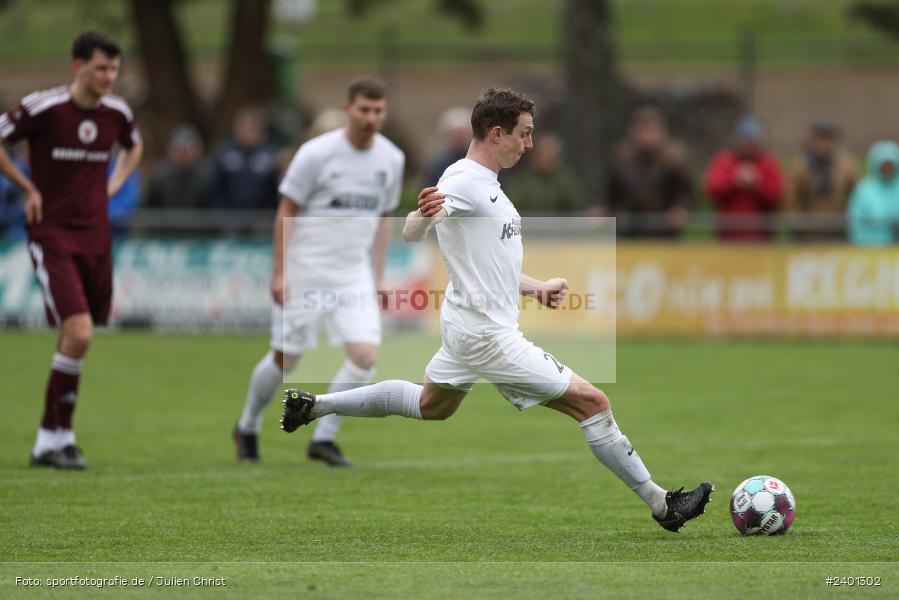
[0,85,139,253]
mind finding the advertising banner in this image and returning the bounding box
[0,240,431,331]
[2,239,897,336]
[521,243,899,337]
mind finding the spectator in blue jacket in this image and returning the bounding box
[206,107,279,210]
[108,154,140,238]
[848,141,899,245]
[0,143,28,241]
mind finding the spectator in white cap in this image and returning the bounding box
[421,106,471,187]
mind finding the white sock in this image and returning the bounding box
[311,360,376,443]
[311,380,422,420]
[52,352,83,375]
[33,427,57,456]
[237,352,284,434]
[56,428,75,448]
[580,409,667,517]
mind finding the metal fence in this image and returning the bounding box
[102,209,897,242]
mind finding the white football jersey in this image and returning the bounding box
[279,128,405,288]
[436,159,523,332]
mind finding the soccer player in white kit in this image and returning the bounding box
[281,88,713,531]
[233,77,404,467]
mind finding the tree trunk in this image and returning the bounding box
[214,0,275,142]
[131,0,206,156]
[562,0,622,208]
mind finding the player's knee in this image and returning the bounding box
[587,387,611,414]
[569,383,610,416]
[61,318,93,355]
[274,351,299,372]
[69,332,92,354]
[420,404,455,420]
[419,389,458,421]
[347,349,378,372]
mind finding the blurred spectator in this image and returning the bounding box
[787,120,858,241]
[847,141,899,245]
[705,116,784,242]
[206,107,279,210]
[604,108,693,238]
[107,154,140,238]
[144,125,208,209]
[308,108,345,139]
[421,106,471,187]
[505,133,585,214]
[0,142,28,242]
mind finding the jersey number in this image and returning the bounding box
[543,353,565,373]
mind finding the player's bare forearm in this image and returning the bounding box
[272,196,299,275]
[520,274,569,309]
[404,186,448,242]
[403,208,444,242]
[519,274,544,297]
[0,143,37,195]
[372,214,392,284]
[107,139,143,197]
[0,142,43,223]
[271,196,299,304]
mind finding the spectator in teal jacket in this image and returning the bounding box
[848,141,899,245]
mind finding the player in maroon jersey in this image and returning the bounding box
[0,32,143,469]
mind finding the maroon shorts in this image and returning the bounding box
[27,238,113,326]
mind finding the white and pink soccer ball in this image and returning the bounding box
[730,475,796,535]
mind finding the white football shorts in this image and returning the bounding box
[425,319,573,410]
[271,284,381,355]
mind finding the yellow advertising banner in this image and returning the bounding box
[427,243,899,337]
[612,244,899,336]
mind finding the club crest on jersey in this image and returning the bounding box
[500,217,522,240]
[375,170,387,186]
[78,119,98,144]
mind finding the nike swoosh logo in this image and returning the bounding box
[490,195,498,203]
[627,448,634,456]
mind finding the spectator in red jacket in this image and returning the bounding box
[705,116,784,241]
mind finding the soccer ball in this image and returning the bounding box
[730,475,796,535]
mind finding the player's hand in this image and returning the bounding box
[417,186,445,218]
[271,272,288,305]
[24,188,43,224]
[538,277,569,309]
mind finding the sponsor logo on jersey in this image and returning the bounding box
[500,218,522,240]
[78,119,98,144]
[328,193,380,210]
[51,147,110,162]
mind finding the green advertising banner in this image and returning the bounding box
[0,240,430,331]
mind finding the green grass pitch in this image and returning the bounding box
[1,332,897,598]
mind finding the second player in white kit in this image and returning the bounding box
[274,126,402,360]
[280,88,713,532]
[234,77,404,466]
